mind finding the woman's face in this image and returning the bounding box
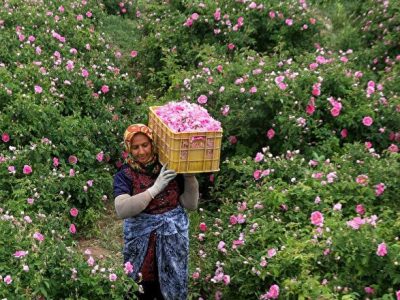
[130,133,153,164]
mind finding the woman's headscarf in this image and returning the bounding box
[123,124,160,174]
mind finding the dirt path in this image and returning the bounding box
[77,202,124,263]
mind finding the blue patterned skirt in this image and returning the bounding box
[123,206,189,300]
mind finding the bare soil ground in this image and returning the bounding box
[77,202,124,263]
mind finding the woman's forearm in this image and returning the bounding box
[179,175,199,210]
[114,191,153,219]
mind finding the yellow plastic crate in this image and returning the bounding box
[148,106,223,173]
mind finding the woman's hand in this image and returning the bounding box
[147,165,177,198]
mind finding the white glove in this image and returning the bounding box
[147,165,177,199]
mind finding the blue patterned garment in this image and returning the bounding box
[123,205,189,300]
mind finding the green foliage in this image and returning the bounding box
[0,208,135,299]
[191,144,400,298]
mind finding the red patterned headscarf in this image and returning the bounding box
[124,124,154,153]
[123,124,160,174]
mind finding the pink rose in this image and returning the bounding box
[229,215,238,225]
[309,63,319,70]
[218,241,226,252]
[253,170,262,180]
[197,94,208,104]
[364,287,374,294]
[101,85,109,94]
[310,211,324,227]
[267,248,277,258]
[209,174,215,183]
[2,133,10,142]
[14,250,28,258]
[330,106,341,117]
[269,11,276,19]
[237,213,246,224]
[221,105,230,116]
[68,155,78,164]
[191,13,199,20]
[214,8,221,21]
[362,116,373,126]
[275,76,284,84]
[388,144,399,153]
[69,224,77,234]
[265,284,279,299]
[376,242,388,256]
[261,169,271,177]
[96,151,104,162]
[278,82,287,90]
[4,275,12,285]
[34,85,43,94]
[228,136,237,144]
[306,104,315,115]
[23,165,32,175]
[356,174,369,186]
[183,18,193,27]
[254,152,264,163]
[109,273,117,282]
[354,71,363,78]
[87,256,95,266]
[81,69,89,77]
[333,203,342,211]
[340,129,348,138]
[124,261,134,274]
[223,275,230,285]
[355,204,365,215]
[33,232,44,242]
[347,217,365,230]
[266,128,275,140]
[285,18,293,26]
[227,43,235,50]
[374,183,386,196]
[70,207,79,217]
[130,50,138,58]
[312,88,320,96]
[199,222,207,232]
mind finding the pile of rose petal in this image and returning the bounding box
[155,101,222,132]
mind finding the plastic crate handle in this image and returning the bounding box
[191,136,205,142]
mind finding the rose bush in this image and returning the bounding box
[0,0,141,297]
[189,144,400,298]
[0,205,136,299]
[118,0,322,94]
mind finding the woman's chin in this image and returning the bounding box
[137,157,150,164]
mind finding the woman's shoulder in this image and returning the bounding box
[115,164,134,180]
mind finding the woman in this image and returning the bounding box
[113,124,199,300]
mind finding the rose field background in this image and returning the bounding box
[0,0,399,299]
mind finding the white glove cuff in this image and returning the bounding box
[147,186,158,199]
